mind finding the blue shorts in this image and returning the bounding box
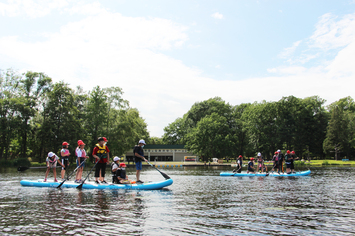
[135,161,142,170]
[76,158,85,168]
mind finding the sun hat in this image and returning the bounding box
[113,156,120,162]
[138,139,146,145]
[77,140,83,145]
[48,152,55,157]
[257,152,261,157]
[62,142,69,146]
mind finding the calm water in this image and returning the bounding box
[0,166,354,235]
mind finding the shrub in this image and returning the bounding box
[294,161,305,167]
[322,160,329,165]
[0,158,31,167]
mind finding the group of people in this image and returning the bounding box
[45,137,149,184]
[233,150,299,174]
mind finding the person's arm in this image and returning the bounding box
[92,147,100,160]
[134,151,147,161]
[57,157,66,168]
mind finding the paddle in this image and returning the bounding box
[146,160,170,179]
[57,159,87,188]
[77,159,99,189]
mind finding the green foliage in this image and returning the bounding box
[322,160,329,165]
[294,161,305,167]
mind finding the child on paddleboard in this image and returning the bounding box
[247,158,255,174]
[61,141,70,180]
[44,152,66,182]
[257,152,264,173]
[75,140,89,183]
[233,155,243,173]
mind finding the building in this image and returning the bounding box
[125,144,198,162]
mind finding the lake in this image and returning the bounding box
[0,166,354,235]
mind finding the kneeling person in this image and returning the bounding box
[111,157,129,184]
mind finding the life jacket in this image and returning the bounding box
[48,155,57,163]
[75,147,86,157]
[96,144,107,159]
[61,149,70,160]
[248,161,254,168]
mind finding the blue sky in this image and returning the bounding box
[1,0,355,137]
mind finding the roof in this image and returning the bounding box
[143,144,185,149]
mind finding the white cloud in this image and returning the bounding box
[278,40,302,59]
[1,2,355,137]
[215,65,221,69]
[211,12,224,19]
[0,0,69,18]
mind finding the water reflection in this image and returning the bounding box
[1,167,355,235]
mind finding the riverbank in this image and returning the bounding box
[24,159,355,168]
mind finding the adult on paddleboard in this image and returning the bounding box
[75,140,89,183]
[277,149,285,174]
[99,137,109,182]
[44,152,66,182]
[60,142,70,180]
[247,158,255,174]
[133,139,148,183]
[92,137,110,184]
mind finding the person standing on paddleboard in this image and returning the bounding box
[45,152,66,182]
[257,152,264,173]
[285,150,293,174]
[98,137,108,182]
[272,151,279,173]
[234,155,243,173]
[277,149,285,174]
[60,142,70,180]
[291,151,299,173]
[75,140,89,183]
[133,139,148,183]
[92,137,110,184]
[247,158,256,174]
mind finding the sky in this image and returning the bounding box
[1,0,355,137]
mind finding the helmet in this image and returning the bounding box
[113,156,120,162]
[62,142,69,146]
[103,137,108,142]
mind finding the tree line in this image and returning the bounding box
[0,69,149,162]
[162,96,355,161]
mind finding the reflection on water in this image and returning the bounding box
[0,167,355,235]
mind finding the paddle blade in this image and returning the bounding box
[76,183,83,189]
[160,171,171,179]
[57,180,65,188]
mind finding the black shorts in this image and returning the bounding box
[248,168,254,172]
[286,163,292,169]
[290,162,295,169]
[62,159,69,170]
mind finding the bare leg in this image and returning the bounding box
[61,169,65,179]
[45,167,50,179]
[136,170,141,181]
[53,168,57,180]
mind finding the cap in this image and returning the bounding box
[77,140,83,145]
[287,150,291,154]
[62,142,69,146]
[103,137,108,142]
[250,158,255,161]
[113,156,120,162]
[119,163,127,167]
[239,155,242,158]
[48,152,55,157]
[291,151,295,154]
[138,139,146,145]
[98,137,104,142]
[257,152,261,157]
[275,151,278,154]
[78,141,85,146]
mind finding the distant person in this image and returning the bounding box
[277,149,285,174]
[291,151,299,173]
[272,151,280,173]
[44,152,66,182]
[285,150,293,174]
[133,139,148,183]
[75,140,89,183]
[92,137,110,184]
[247,158,255,174]
[257,152,264,173]
[233,155,243,173]
[60,142,70,180]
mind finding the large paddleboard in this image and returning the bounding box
[20,179,173,190]
[220,170,311,177]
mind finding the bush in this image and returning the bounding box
[0,158,31,167]
[322,160,329,165]
[294,161,305,167]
